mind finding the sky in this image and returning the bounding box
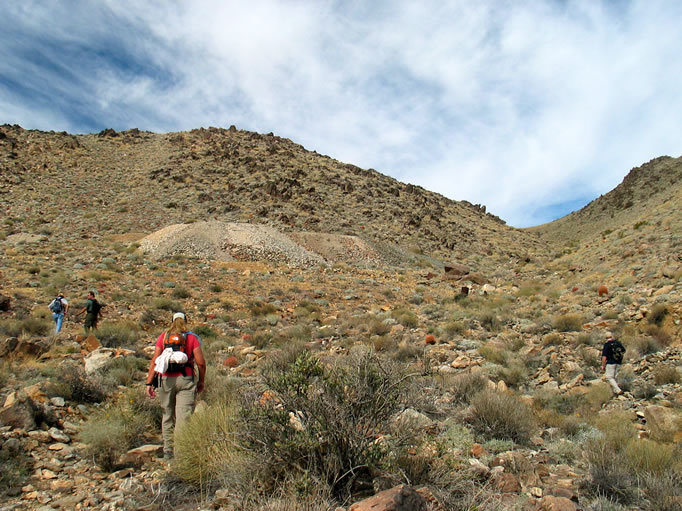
[1,1,681,227]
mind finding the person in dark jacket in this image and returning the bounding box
[75,291,103,334]
[601,333,626,395]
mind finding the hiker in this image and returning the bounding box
[75,290,103,334]
[145,312,206,460]
[601,333,626,395]
[48,292,69,333]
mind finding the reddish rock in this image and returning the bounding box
[424,335,436,345]
[598,285,608,297]
[350,485,427,511]
[533,496,577,511]
[223,356,239,368]
[492,472,521,493]
[470,443,485,457]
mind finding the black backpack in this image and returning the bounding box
[49,297,63,314]
[610,340,626,364]
[87,299,102,315]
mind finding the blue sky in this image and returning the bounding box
[1,1,681,227]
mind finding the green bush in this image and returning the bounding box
[153,297,182,311]
[241,348,418,499]
[100,356,148,386]
[468,390,537,445]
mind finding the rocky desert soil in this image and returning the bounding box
[0,125,680,511]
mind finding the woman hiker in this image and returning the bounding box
[145,312,206,459]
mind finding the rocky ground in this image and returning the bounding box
[0,125,680,510]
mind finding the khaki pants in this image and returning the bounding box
[159,375,196,455]
[605,363,621,394]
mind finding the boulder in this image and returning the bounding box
[643,405,680,440]
[84,348,115,374]
[117,444,164,467]
[0,392,38,430]
[350,485,427,511]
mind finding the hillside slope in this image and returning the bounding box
[0,124,543,269]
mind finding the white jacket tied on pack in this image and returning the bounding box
[154,348,188,374]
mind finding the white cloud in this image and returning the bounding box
[1,0,681,226]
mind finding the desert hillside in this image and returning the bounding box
[0,124,544,267]
[0,124,680,511]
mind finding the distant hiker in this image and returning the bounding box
[601,333,626,395]
[145,312,206,460]
[75,290,103,334]
[48,292,69,333]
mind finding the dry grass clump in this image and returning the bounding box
[653,365,681,385]
[0,317,52,337]
[447,371,489,404]
[173,403,247,492]
[96,321,141,348]
[552,313,584,332]
[80,389,157,471]
[467,390,537,445]
[582,410,682,508]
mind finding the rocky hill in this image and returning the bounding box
[0,124,543,268]
[0,124,680,511]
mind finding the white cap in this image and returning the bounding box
[172,312,186,321]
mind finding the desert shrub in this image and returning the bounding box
[536,390,585,416]
[624,438,674,475]
[647,304,668,326]
[55,368,106,403]
[478,312,501,332]
[240,347,419,499]
[586,383,616,410]
[653,365,681,385]
[499,359,529,387]
[100,356,147,386]
[390,308,418,328]
[582,440,636,505]
[444,320,467,336]
[617,367,635,392]
[80,391,154,471]
[192,324,218,338]
[643,324,672,346]
[390,341,423,362]
[638,470,682,511]
[468,390,537,445]
[0,446,31,493]
[249,301,278,317]
[552,313,584,332]
[209,284,223,293]
[542,332,562,346]
[626,335,660,355]
[0,317,52,337]
[96,321,140,348]
[593,411,636,451]
[574,332,595,346]
[448,371,489,404]
[478,344,507,365]
[153,297,182,311]
[632,382,657,400]
[172,287,192,299]
[368,319,391,336]
[173,403,247,491]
